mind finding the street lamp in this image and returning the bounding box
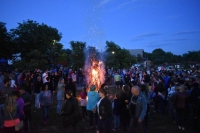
[112,51,115,54]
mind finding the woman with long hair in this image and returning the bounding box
[39,84,52,125]
[96,88,112,133]
[56,77,66,114]
[13,91,24,121]
[1,94,21,133]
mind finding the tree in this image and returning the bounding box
[10,20,63,70]
[105,41,136,69]
[12,50,48,71]
[0,22,14,59]
[69,41,86,69]
[151,48,165,64]
[183,51,200,62]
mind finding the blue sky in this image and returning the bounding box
[0,0,200,55]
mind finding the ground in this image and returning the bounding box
[30,87,195,133]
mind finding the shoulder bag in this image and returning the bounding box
[8,112,23,131]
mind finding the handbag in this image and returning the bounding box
[8,112,23,131]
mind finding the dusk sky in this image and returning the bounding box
[1,0,200,55]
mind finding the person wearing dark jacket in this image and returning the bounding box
[119,85,132,132]
[61,89,81,133]
[19,86,32,133]
[112,93,121,131]
[190,83,200,133]
[34,76,42,108]
[65,78,76,97]
[124,72,131,85]
[128,85,147,133]
[96,88,112,133]
[173,85,189,130]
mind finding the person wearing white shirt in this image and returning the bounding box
[42,70,48,84]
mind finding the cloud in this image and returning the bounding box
[163,38,190,42]
[111,0,137,11]
[130,32,162,42]
[130,38,145,42]
[175,30,199,35]
[145,43,174,47]
[134,32,162,38]
[99,0,112,7]
[82,32,105,38]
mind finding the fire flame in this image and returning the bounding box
[89,60,102,91]
[84,48,105,91]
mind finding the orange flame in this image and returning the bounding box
[88,60,103,91]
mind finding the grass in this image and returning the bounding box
[29,87,195,133]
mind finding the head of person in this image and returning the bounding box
[122,85,130,92]
[65,89,73,99]
[4,78,11,87]
[12,91,21,100]
[46,77,50,82]
[42,84,48,91]
[45,70,48,74]
[19,86,26,95]
[99,88,107,98]
[68,78,72,83]
[143,71,147,75]
[82,87,87,92]
[140,84,146,92]
[90,84,96,91]
[131,85,140,96]
[37,76,41,81]
[179,85,187,92]
[5,94,17,113]
[115,93,120,99]
[59,77,65,84]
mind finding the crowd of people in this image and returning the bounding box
[0,64,199,133]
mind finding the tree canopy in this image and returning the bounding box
[105,41,136,69]
[10,20,63,70]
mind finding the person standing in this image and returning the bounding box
[0,71,4,88]
[71,72,77,85]
[0,94,21,133]
[190,82,200,133]
[124,71,131,85]
[119,85,132,132]
[173,86,189,130]
[128,85,147,133]
[86,85,99,130]
[96,88,112,133]
[34,76,43,108]
[13,91,25,121]
[66,78,77,97]
[39,84,52,125]
[19,86,32,133]
[112,93,121,131]
[80,87,88,121]
[56,78,65,114]
[0,78,13,130]
[42,70,48,84]
[114,72,121,89]
[61,89,81,133]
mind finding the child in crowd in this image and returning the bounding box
[80,87,88,121]
[112,93,121,131]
